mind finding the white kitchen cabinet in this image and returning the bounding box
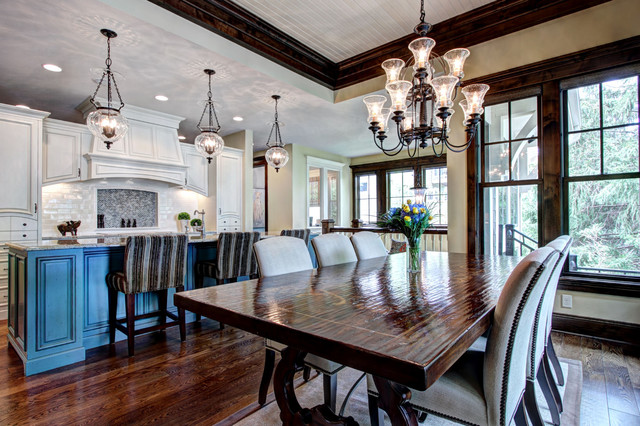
[0,104,48,219]
[216,148,243,232]
[180,143,208,196]
[43,119,91,185]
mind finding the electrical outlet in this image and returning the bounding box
[561,294,573,309]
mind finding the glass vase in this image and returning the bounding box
[407,240,422,274]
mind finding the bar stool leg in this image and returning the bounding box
[158,289,168,329]
[108,288,117,344]
[125,293,136,357]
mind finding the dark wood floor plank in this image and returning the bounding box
[603,342,640,416]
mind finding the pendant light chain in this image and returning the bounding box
[197,71,221,133]
[419,0,425,24]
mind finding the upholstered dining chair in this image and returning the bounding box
[193,232,261,322]
[311,233,358,267]
[350,231,388,260]
[367,247,560,426]
[106,234,188,357]
[524,236,573,426]
[253,236,344,409]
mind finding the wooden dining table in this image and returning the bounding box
[174,252,521,425]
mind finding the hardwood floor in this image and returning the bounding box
[0,321,638,425]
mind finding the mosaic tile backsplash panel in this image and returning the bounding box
[97,189,158,228]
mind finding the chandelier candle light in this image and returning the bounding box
[195,69,225,163]
[264,95,289,172]
[363,0,489,157]
[86,29,128,149]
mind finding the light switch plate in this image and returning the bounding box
[561,294,573,309]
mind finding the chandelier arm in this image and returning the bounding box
[407,139,418,158]
[373,133,402,154]
[431,136,445,157]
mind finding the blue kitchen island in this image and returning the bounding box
[6,235,219,375]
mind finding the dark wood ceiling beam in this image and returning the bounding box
[334,0,612,89]
[147,0,337,87]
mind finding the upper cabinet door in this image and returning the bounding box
[43,121,87,185]
[217,149,243,217]
[180,143,208,196]
[0,106,47,218]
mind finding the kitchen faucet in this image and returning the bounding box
[193,209,206,237]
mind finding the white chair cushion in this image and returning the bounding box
[350,231,388,260]
[311,233,358,267]
[265,339,344,375]
[367,351,488,426]
[253,236,313,277]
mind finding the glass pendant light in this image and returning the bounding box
[86,29,128,149]
[195,69,224,163]
[265,95,289,172]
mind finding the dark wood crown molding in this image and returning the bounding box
[147,0,612,91]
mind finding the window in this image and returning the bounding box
[307,157,342,227]
[355,173,377,224]
[481,96,540,256]
[563,75,640,276]
[422,166,447,225]
[387,169,414,208]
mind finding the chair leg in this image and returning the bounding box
[323,373,337,413]
[177,287,186,342]
[537,362,561,425]
[157,289,168,330]
[125,293,136,357]
[417,411,428,422]
[367,394,385,426]
[523,379,545,426]
[514,397,530,426]
[258,348,276,406]
[194,272,204,322]
[108,288,117,344]
[543,353,564,413]
[303,366,311,381]
[547,335,565,386]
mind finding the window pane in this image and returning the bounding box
[566,84,600,131]
[568,179,640,276]
[387,170,413,208]
[510,97,538,140]
[603,77,639,127]
[484,103,509,143]
[483,185,538,256]
[604,125,639,174]
[511,138,538,180]
[568,131,600,176]
[356,173,377,224]
[485,142,509,182]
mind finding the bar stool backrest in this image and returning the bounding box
[216,232,261,280]
[280,228,311,246]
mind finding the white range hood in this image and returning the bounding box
[77,98,188,186]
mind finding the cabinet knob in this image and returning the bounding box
[23,234,27,238]
[23,223,27,227]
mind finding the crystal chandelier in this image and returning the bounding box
[363,0,489,157]
[265,95,289,172]
[86,29,128,149]
[195,69,225,163]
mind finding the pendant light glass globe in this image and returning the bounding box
[86,107,128,147]
[265,146,289,171]
[195,130,224,163]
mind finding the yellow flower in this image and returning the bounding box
[406,199,412,205]
[402,205,410,212]
[404,216,411,222]
[428,215,433,221]
[412,207,419,214]
[420,208,426,213]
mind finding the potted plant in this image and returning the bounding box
[177,212,191,233]
[190,218,203,233]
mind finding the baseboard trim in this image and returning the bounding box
[552,313,640,347]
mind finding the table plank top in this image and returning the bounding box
[174,252,520,390]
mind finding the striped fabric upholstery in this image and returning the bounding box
[106,234,188,294]
[198,232,261,280]
[280,229,311,246]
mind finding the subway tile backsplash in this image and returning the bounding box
[41,179,199,237]
[97,189,157,228]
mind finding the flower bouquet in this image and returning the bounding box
[379,199,433,273]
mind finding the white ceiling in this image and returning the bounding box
[231,0,494,62]
[0,0,489,158]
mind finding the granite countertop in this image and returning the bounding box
[7,234,220,252]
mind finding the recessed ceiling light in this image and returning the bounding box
[233,116,244,122]
[155,95,169,101]
[42,64,62,72]
[178,135,186,141]
[15,105,31,109]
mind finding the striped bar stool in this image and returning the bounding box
[280,228,311,246]
[193,232,261,322]
[106,234,188,357]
